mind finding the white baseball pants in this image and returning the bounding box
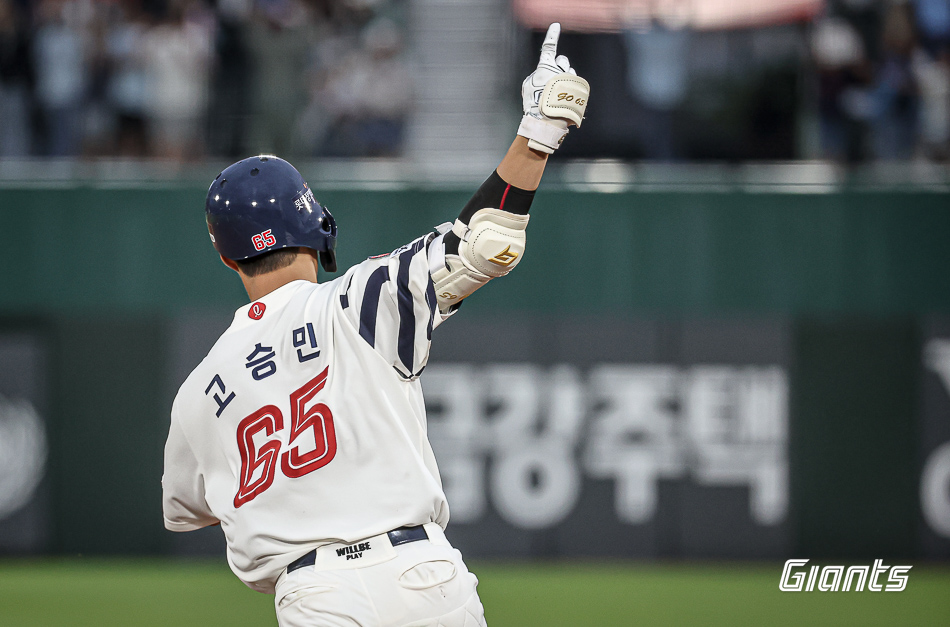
[274,525,487,627]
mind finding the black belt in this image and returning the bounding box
[287,525,429,574]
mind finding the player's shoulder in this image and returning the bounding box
[335,248,398,289]
[347,231,438,276]
[173,344,231,414]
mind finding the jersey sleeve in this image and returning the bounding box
[162,407,218,532]
[338,230,454,379]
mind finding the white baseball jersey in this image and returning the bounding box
[162,230,455,594]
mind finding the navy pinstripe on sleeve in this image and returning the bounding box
[339,232,450,379]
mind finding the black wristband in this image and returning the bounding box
[457,170,535,225]
[443,231,461,256]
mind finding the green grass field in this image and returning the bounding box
[0,559,948,626]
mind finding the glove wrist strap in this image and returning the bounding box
[517,115,568,154]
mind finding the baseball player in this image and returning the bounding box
[162,23,588,627]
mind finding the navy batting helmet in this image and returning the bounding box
[205,155,338,272]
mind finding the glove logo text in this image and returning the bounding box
[557,93,585,107]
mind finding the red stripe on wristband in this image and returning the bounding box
[498,184,511,212]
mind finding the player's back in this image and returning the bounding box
[164,252,450,593]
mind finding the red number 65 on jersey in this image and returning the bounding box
[234,367,337,508]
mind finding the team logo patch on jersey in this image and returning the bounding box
[249,302,266,320]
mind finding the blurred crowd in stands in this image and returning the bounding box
[0,0,948,163]
[813,0,950,162]
[0,0,410,160]
[592,0,950,163]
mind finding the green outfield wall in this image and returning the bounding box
[0,186,948,314]
[0,185,948,563]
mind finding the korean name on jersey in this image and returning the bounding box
[162,232,452,594]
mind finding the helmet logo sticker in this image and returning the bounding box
[251,229,276,251]
[294,188,317,213]
[249,303,266,320]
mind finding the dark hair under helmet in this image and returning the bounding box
[205,155,337,272]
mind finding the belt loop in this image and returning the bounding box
[287,549,316,574]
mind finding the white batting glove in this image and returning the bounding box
[518,22,590,154]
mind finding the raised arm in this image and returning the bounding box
[497,136,549,191]
[430,23,589,313]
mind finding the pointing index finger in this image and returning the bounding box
[539,22,560,66]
